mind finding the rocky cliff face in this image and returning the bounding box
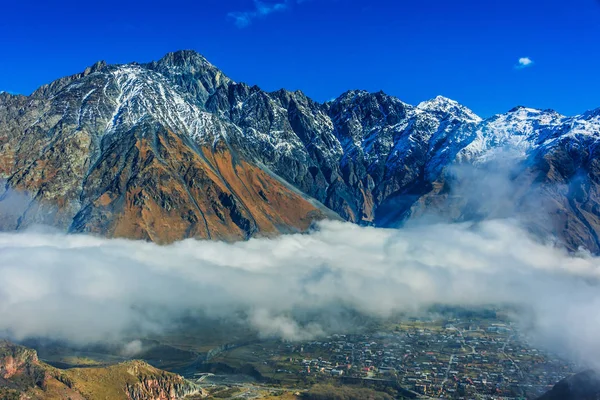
[0,340,204,400]
[0,340,79,399]
[1,50,599,250]
[0,339,40,380]
[124,361,204,400]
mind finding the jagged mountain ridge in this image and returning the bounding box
[1,50,599,250]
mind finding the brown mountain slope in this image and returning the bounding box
[74,127,334,242]
[0,120,335,243]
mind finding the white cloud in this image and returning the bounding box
[121,340,144,357]
[228,0,307,28]
[1,220,600,367]
[516,57,534,69]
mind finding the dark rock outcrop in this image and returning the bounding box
[538,370,600,400]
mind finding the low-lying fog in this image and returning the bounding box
[1,218,600,367]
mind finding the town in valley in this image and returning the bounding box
[183,311,576,399]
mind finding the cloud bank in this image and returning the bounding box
[1,219,600,366]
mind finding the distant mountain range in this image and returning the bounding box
[1,50,599,250]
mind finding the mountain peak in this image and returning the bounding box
[509,105,528,112]
[332,89,408,106]
[417,95,481,122]
[417,95,461,109]
[434,94,457,103]
[507,105,543,114]
[335,89,370,100]
[146,50,232,105]
[501,106,564,122]
[153,49,213,71]
[582,107,600,120]
[83,60,107,76]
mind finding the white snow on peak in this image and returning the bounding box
[48,58,600,178]
[455,107,600,164]
[103,64,227,141]
[560,109,600,140]
[417,96,482,123]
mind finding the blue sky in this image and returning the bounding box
[1,0,599,117]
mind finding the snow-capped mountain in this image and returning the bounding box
[1,50,599,251]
